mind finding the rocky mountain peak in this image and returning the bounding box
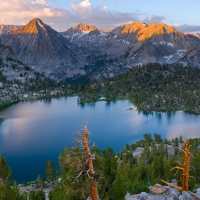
[73,23,104,33]
[138,23,182,40]
[12,18,47,34]
[121,22,148,34]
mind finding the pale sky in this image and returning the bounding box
[1,0,200,32]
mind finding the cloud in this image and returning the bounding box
[69,1,139,30]
[71,0,92,10]
[1,0,200,34]
[173,23,200,33]
[0,0,140,31]
[143,15,165,25]
[32,0,48,6]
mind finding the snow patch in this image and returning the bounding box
[159,41,174,47]
[38,21,43,27]
[164,55,173,60]
[177,50,186,57]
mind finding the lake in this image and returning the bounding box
[0,97,200,183]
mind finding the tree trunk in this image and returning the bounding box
[182,140,190,191]
[90,183,99,200]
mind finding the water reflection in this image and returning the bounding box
[43,98,52,104]
[156,113,162,125]
[141,111,154,116]
[104,102,109,107]
[0,97,200,183]
[0,118,4,126]
[167,126,200,140]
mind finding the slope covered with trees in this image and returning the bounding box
[49,129,200,200]
[77,63,200,114]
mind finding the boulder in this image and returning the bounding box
[151,184,168,194]
[140,192,148,199]
[179,191,194,200]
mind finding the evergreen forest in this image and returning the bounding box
[1,132,200,200]
[77,63,200,114]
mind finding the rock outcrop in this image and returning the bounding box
[125,184,200,200]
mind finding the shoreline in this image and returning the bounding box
[1,95,200,115]
[78,96,200,115]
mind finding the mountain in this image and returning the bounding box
[61,23,104,37]
[0,25,22,35]
[0,18,85,81]
[72,23,104,32]
[1,19,200,83]
[62,22,200,82]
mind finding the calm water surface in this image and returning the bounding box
[0,97,200,183]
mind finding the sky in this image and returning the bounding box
[1,0,200,33]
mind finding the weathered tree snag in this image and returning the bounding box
[161,139,200,200]
[181,139,190,191]
[83,125,99,199]
[83,125,95,175]
[90,182,99,200]
[75,124,99,200]
[161,179,182,191]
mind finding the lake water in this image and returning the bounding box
[0,97,200,183]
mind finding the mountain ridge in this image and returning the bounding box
[1,18,200,82]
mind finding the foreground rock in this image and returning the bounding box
[125,184,200,200]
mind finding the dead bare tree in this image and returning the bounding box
[161,139,200,200]
[73,124,99,200]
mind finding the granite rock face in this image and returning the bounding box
[0,19,85,81]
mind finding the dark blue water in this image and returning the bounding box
[0,97,200,183]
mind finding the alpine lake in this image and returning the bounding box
[0,96,200,183]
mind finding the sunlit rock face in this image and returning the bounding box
[0,25,22,35]
[1,19,200,82]
[0,18,85,81]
